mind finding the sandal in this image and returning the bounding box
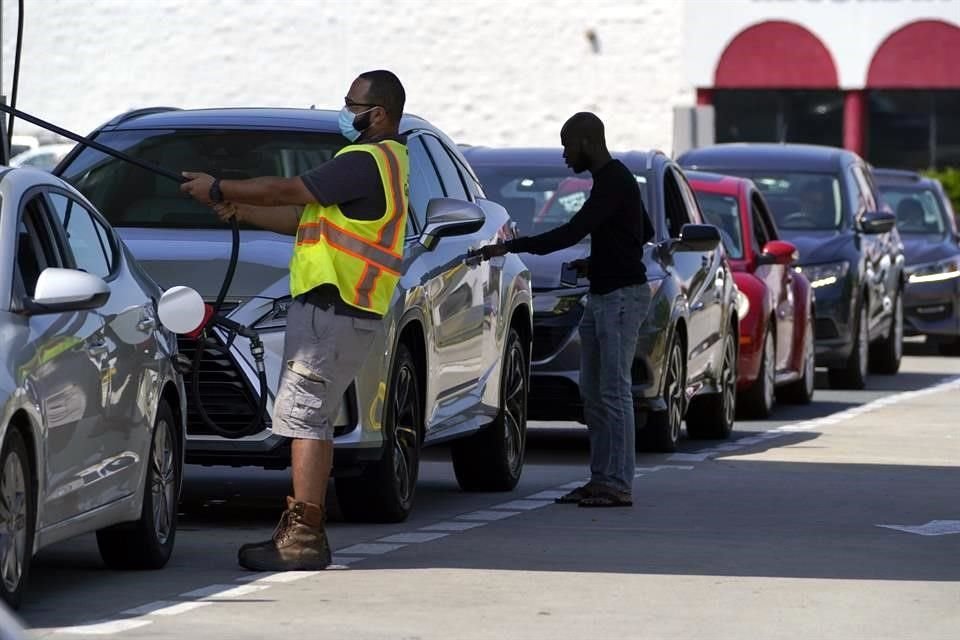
[554,482,600,504]
[577,488,633,508]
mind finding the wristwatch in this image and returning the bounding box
[209,178,224,203]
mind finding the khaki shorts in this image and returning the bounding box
[271,299,382,441]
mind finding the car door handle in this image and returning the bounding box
[87,339,109,356]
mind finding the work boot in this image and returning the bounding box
[238,497,331,571]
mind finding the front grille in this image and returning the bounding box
[815,317,839,339]
[177,336,267,436]
[532,325,575,361]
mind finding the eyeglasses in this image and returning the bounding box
[344,98,382,112]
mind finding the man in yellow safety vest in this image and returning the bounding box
[180,70,409,571]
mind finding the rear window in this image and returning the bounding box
[694,192,744,259]
[474,164,650,236]
[879,186,948,236]
[715,171,844,231]
[59,129,345,228]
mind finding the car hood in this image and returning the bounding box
[521,243,590,290]
[900,234,958,266]
[116,228,292,300]
[779,230,853,266]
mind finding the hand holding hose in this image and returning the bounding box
[214,202,242,223]
[180,171,216,204]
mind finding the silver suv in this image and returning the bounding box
[57,108,532,522]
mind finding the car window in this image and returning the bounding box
[407,136,444,229]
[472,163,650,236]
[724,171,844,231]
[695,191,744,258]
[422,135,468,201]
[879,185,949,236]
[48,192,113,278]
[16,196,62,297]
[663,169,693,238]
[675,170,704,225]
[60,129,345,229]
[751,194,772,251]
[851,165,878,215]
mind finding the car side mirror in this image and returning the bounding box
[419,198,486,251]
[158,286,208,334]
[758,240,799,266]
[27,268,110,314]
[673,224,721,252]
[859,210,896,234]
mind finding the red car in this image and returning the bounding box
[688,172,816,417]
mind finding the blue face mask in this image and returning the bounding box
[339,106,374,142]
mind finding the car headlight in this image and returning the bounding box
[533,293,584,315]
[735,289,750,319]
[795,260,849,289]
[905,256,960,284]
[254,296,293,330]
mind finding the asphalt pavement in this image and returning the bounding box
[13,343,960,640]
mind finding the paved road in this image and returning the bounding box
[15,346,960,639]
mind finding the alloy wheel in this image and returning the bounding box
[858,304,869,379]
[151,418,177,546]
[803,316,816,397]
[893,295,903,362]
[502,340,527,477]
[762,330,775,412]
[392,364,420,506]
[722,335,737,427]
[666,343,685,442]
[0,449,27,593]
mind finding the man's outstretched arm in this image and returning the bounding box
[181,172,316,207]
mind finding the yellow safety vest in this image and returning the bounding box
[289,140,409,316]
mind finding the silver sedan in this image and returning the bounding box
[0,167,187,608]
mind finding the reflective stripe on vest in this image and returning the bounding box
[289,140,409,315]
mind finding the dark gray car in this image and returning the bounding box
[874,168,960,354]
[464,147,739,452]
[57,108,532,523]
[679,144,905,389]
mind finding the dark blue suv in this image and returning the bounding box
[679,144,904,389]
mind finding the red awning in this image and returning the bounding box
[715,21,838,89]
[867,20,960,88]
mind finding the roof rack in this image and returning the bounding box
[105,106,181,127]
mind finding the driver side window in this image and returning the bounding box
[16,196,63,298]
[663,169,693,238]
[406,135,444,232]
[751,195,771,252]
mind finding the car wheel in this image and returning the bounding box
[778,313,816,405]
[639,335,685,452]
[97,400,180,570]
[687,331,737,439]
[738,323,775,419]
[452,327,528,492]
[828,299,868,390]
[0,428,34,610]
[337,342,421,523]
[870,291,903,374]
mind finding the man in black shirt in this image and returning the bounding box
[481,112,652,507]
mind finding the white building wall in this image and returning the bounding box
[0,0,691,154]
[685,0,960,89]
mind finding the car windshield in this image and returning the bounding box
[692,191,744,259]
[474,164,650,236]
[59,129,346,228]
[719,171,843,231]
[879,186,948,237]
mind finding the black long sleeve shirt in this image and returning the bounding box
[505,159,654,294]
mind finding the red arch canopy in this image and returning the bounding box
[868,20,960,88]
[715,21,838,88]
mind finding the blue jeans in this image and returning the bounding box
[579,284,650,494]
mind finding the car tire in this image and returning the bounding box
[0,428,34,610]
[337,342,421,523]
[738,323,775,419]
[687,331,737,439]
[870,291,903,374]
[639,334,685,452]
[452,328,528,492]
[97,400,180,570]
[828,298,869,390]
[778,313,816,405]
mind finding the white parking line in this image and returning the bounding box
[456,510,523,521]
[419,520,488,532]
[57,620,153,635]
[377,532,450,544]
[490,499,552,511]
[336,542,407,555]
